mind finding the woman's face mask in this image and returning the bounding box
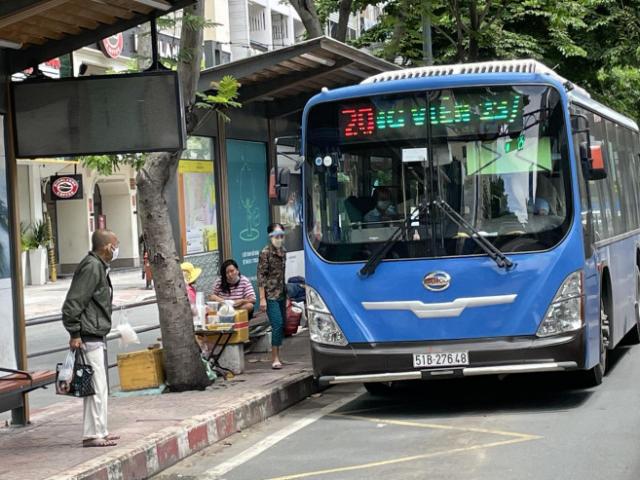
[271,236,284,249]
[226,267,240,285]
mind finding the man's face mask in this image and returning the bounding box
[110,244,120,262]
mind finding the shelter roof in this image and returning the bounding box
[0,0,194,73]
[199,36,400,119]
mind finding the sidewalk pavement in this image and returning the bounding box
[24,269,155,320]
[0,332,316,480]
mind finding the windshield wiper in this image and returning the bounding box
[358,203,429,278]
[433,199,514,270]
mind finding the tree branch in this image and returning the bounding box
[431,22,458,49]
[478,0,493,27]
[450,0,470,35]
[335,0,354,42]
[289,0,324,38]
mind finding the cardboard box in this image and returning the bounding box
[117,348,164,391]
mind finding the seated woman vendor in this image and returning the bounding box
[210,259,256,315]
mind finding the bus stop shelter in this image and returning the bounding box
[0,0,195,425]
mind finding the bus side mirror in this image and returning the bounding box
[269,167,290,205]
[580,142,607,181]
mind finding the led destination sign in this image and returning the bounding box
[339,91,524,142]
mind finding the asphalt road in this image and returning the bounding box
[156,338,640,480]
[1,304,161,422]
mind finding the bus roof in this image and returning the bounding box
[362,59,639,132]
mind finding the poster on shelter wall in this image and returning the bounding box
[0,116,17,373]
[179,159,218,255]
[226,140,269,308]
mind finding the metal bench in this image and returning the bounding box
[0,368,56,417]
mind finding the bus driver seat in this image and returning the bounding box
[344,196,376,224]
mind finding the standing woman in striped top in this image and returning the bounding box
[210,259,256,316]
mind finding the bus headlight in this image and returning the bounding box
[306,286,347,346]
[536,271,584,337]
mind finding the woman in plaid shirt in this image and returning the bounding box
[257,223,287,369]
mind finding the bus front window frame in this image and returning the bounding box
[305,84,574,264]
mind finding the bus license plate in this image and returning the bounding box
[413,352,469,369]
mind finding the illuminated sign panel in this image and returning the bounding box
[339,91,523,142]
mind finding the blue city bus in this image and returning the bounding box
[300,60,640,392]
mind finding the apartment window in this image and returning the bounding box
[250,9,266,32]
[272,14,288,42]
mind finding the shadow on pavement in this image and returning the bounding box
[334,371,596,419]
[334,336,640,419]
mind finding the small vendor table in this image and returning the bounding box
[195,326,235,378]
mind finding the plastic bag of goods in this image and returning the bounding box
[116,308,141,347]
[218,301,236,324]
[55,349,76,395]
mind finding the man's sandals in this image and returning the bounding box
[82,434,120,447]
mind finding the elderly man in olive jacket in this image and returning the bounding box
[62,229,119,448]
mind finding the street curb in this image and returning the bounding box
[47,371,317,480]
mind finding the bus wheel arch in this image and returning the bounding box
[581,269,611,387]
[600,268,612,351]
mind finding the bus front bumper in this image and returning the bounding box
[313,330,584,386]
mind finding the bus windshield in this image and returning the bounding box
[305,85,573,263]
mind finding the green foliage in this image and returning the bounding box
[20,222,32,252]
[31,220,48,248]
[351,0,640,121]
[353,0,592,65]
[78,154,145,177]
[182,11,219,32]
[22,220,49,250]
[195,75,242,122]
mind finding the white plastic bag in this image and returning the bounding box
[116,308,140,347]
[58,349,75,382]
[218,301,236,324]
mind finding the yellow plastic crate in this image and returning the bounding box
[117,347,165,391]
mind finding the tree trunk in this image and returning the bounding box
[137,153,209,391]
[335,0,354,42]
[468,1,480,61]
[289,0,324,39]
[136,22,152,70]
[450,1,466,62]
[136,0,209,391]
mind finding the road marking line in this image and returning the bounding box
[330,413,542,440]
[197,390,364,480]
[264,437,537,480]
